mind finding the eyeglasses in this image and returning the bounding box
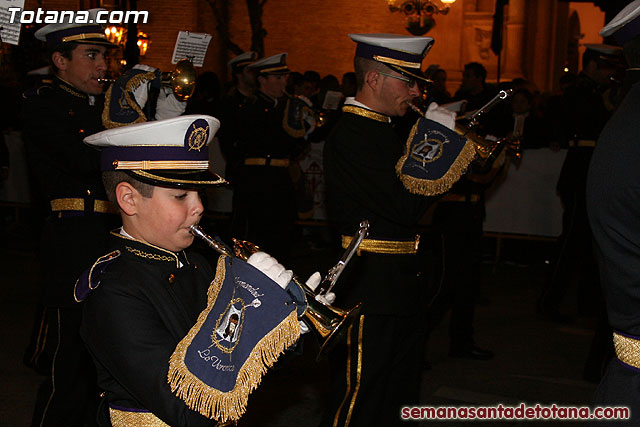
[378,71,418,88]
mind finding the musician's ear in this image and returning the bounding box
[51,51,68,71]
[115,182,139,216]
[365,70,380,90]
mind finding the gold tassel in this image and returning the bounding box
[167,256,301,422]
[395,119,476,196]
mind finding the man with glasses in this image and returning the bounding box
[322,33,460,427]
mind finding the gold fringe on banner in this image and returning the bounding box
[167,256,301,423]
[395,119,476,196]
[103,71,157,129]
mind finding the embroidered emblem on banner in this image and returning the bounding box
[410,129,450,164]
[213,299,244,352]
[396,117,476,196]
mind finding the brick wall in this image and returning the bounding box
[230,0,467,83]
[19,0,468,88]
[15,1,581,93]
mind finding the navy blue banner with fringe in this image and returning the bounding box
[168,256,300,423]
[396,117,475,196]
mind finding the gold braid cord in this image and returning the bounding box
[109,408,170,427]
[395,118,476,196]
[102,71,157,129]
[167,256,301,423]
[614,331,640,369]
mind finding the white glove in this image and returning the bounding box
[425,102,456,130]
[130,64,158,109]
[299,320,310,334]
[155,86,187,120]
[304,271,336,305]
[300,271,339,334]
[132,82,149,110]
[247,252,293,290]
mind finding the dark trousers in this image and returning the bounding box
[31,308,98,427]
[588,359,639,426]
[428,202,483,351]
[322,314,425,427]
[539,190,600,314]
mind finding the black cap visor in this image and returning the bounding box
[127,169,228,189]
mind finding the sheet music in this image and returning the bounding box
[0,0,25,45]
[322,91,342,110]
[171,31,211,67]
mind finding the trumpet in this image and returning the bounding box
[407,89,520,168]
[189,225,362,360]
[98,58,196,101]
[283,91,326,128]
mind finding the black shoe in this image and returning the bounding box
[449,346,495,361]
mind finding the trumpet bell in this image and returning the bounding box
[231,238,362,359]
[305,298,361,360]
[163,58,196,102]
[455,123,506,169]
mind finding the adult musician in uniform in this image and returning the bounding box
[587,2,640,424]
[539,44,621,321]
[218,51,258,182]
[322,34,463,426]
[21,12,119,425]
[231,53,308,262]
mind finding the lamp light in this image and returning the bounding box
[388,0,457,35]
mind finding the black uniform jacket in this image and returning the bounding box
[586,71,640,416]
[236,90,306,161]
[217,88,255,181]
[324,106,434,315]
[22,76,106,202]
[556,73,610,195]
[80,232,217,426]
[22,76,118,307]
[588,74,640,338]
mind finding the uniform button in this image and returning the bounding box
[79,128,85,134]
[86,189,91,196]
[168,274,176,284]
